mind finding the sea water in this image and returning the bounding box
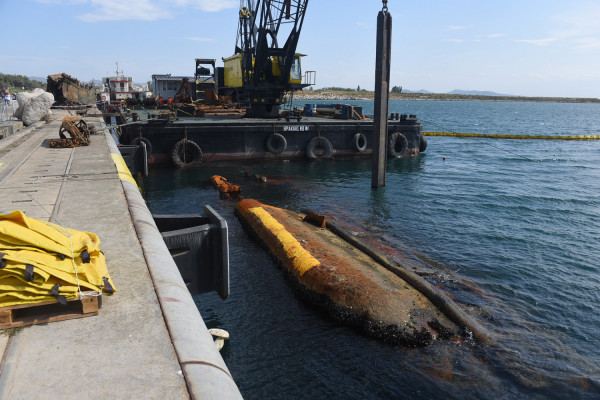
[143,100,600,399]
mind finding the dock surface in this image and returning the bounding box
[0,110,242,399]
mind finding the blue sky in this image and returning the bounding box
[2,0,599,98]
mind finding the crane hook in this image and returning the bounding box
[382,0,388,12]
[239,7,251,18]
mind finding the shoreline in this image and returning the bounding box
[294,91,600,103]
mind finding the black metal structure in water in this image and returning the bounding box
[117,142,148,177]
[153,206,230,299]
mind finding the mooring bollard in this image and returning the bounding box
[371,0,392,188]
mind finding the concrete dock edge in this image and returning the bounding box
[0,121,23,139]
[105,131,243,399]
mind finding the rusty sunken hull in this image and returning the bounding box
[234,199,460,346]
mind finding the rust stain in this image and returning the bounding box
[211,175,242,200]
[303,213,326,228]
[163,297,181,303]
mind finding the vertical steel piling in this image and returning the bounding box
[371,1,392,188]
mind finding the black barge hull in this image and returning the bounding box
[118,114,426,165]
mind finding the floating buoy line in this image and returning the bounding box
[420,117,600,141]
[419,118,600,162]
[423,131,600,140]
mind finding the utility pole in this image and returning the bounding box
[371,0,392,188]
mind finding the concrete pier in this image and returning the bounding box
[0,110,242,399]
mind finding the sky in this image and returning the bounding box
[1,0,599,98]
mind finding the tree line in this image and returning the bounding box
[0,73,46,92]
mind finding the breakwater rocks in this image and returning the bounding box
[295,93,372,101]
[235,199,468,346]
[295,91,600,103]
[15,89,54,126]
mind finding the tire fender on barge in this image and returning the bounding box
[388,132,408,158]
[171,139,203,167]
[266,133,287,154]
[353,133,367,153]
[306,137,334,159]
[419,135,428,152]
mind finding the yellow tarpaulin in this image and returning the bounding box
[0,210,116,308]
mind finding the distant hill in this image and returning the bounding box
[29,76,46,83]
[447,89,514,97]
[403,89,432,94]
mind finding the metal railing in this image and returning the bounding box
[303,70,316,86]
[0,101,17,122]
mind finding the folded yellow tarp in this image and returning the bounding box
[0,211,100,256]
[0,210,116,308]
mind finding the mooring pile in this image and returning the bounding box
[0,210,116,308]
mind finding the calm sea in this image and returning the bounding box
[143,100,600,399]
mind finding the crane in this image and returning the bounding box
[223,0,313,118]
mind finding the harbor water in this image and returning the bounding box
[143,100,600,399]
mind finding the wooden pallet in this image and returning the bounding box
[0,292,100,329]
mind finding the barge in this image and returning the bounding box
[111,0,427,166]
[115,111,427,166]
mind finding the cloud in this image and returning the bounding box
[553,4,600,37]
[515,37,558,46]
[37,0,238,22]
[573,37,600,49]
[526,65,600,81]
[34,0,86,4]
[178,0,238,12]
[77,0,167,22]
[488,33,505,38]
[448,25,466,31]
[552,5,600,50]
[517,4,600,50]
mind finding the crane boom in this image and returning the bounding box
[226,0,311,117]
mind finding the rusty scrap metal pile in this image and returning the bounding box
[46,73,96,107]
[48,116,92,148]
